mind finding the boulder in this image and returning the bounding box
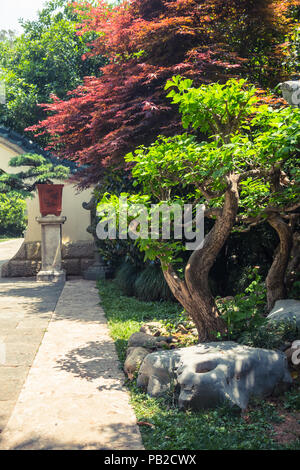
[124,347,151,380]
[280,81,300,107]
[137,342,292,410]
[267,299,300,329]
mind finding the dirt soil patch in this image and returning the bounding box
[272,409,300,445]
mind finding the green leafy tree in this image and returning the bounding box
[98,78,299,341]
[0,192,26,236]
[0,0,105,138]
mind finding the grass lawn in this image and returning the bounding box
[98,280,300,450]
[0,236,22,242]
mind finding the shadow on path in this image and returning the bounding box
[8,422,143,450]
[55,340,125,391]
[0,279,64,316]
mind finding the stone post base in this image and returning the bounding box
[37,269,66,282]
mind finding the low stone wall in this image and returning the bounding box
[1,241,95,277]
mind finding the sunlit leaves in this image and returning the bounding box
[0,192,27,236]
[165,76,258,138]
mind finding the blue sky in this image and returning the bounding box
[0,0,48,33]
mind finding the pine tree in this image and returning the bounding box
[0,153,70,198]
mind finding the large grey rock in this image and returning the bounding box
[11,242,27,261]
[267,299,300,329]
[280,81,300,107]
[137,342,292,410]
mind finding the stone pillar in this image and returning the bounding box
[36,215,67,282]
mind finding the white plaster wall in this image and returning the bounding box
[1,139,93,243]
[26,184,93,242]
[0,141,23,172]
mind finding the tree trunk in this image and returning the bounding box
[161,174,240,341]
[162,263,226,341]
[285,231,300,291]
[266,214,293,312]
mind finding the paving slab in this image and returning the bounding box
[0,280,143,450]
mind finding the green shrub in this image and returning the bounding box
[98,238,146,275]
[115,261,140,296]
[282,387,300,412]
[289,280,300,300]
[217,269,266,341]
[217,268,299,348]
[0,192,26,236]
[239,319,299,349]
[134,264,174,302]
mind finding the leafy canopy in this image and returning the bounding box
[0,0,105,138]
[28,0,299,184]
[98,78,300,263]
[165,76,258,136]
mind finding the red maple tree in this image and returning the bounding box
[27,0,299,185]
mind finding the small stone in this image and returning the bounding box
[280,81,300,107]
[124,347,150,380]
[140,322,166,336]
[128,332,158,349]
[177,324,189,334]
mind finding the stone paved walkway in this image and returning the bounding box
[0,280,143,450]
[0,278,64,434]
[0,239,23,277]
